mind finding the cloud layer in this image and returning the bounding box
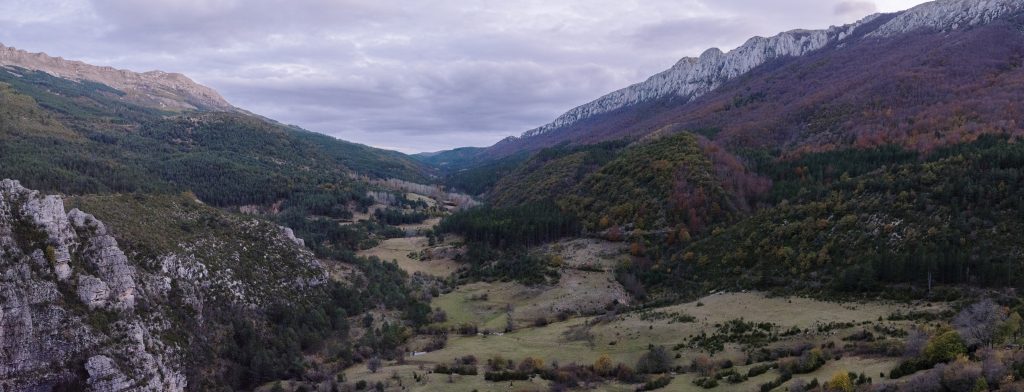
[0,0,928,152]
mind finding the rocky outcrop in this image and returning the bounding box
[518,16,879,139]
[0,180,179,391]
[84,356,133,392]
[0,43,235,112]
[515,0,1023,142]
[68,209,136,311]
[0,179,332,391]
[869,0,1024,37]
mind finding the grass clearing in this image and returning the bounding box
[357,236,460,278]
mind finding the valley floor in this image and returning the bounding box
[281,225,950,392]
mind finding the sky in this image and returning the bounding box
[0,0,929,153]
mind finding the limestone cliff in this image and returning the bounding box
[0,179,325,391]
[0,43,235,112]
[513,0,1024,142]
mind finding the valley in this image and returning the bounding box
[327,212,950,392]
[2,0,1024,391]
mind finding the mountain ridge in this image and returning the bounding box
[0,42,236,112]
[442,0,1024,163]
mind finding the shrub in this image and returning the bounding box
[824,371,854,392]
[747,362,776,377]
[533,317,549,327]
[940,357,983,392]
[615,363,640,383]
[890,359,927,379]
[518,357,544,373]
[594,354,614,376]
[487,355,514,371]
[924,330,967,365]
[484,371,531,382]
[692,377,717,389]
[636,346,673,374]
[433,364,478,375]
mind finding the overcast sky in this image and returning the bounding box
[0,0,929,153]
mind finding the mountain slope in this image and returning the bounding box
[0,43,234,112]
[660,136,1024,294]
[0,180,324,390]
[473,0,1024,159]
[0,65,431,207]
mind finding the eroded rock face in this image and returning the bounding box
[0,180,182,391]
[0,179,327,390]
[0,43,235,112]
[69,209,137,311]
[517,17,879,139]
[85,356,133,392]
[515,0,1023,141]
[869,0,1024,37]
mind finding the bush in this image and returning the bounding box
[640,375,673,390]
[636,346,673,374]
[433,364,478,375]
[759,372,792,392]
[824,372,854,392]
[484,371,531,382]
[691,377,717,389]
[518,357,544,373]
[533,317,549,327]
[890,359,927,379]
[747,362,776,377]
[924,330,967,365]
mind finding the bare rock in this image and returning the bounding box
[85,355,133,392]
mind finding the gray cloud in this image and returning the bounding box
[0,0,926,152]
[835,1,880,17]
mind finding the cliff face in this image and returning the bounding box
[488,0,1024,156]
[518,16,879,140]
[0,43,235,112]
[0,179,325,391]
[0,179,182,391]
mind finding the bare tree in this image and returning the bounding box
[953,299,1008,348]
[903,328,930,359]
[505,304,515,332]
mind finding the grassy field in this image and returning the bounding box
[541,238,627,271]
[337,221,937,392]
[335,290,943,392]
[430,268,629,330]
[357,236,461,278]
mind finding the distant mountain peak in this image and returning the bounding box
[513,0,1022,143]
[869,0,1024,37]
[0,43,236,112]
[517,13,878,140]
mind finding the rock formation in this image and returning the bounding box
[513,0,1024,142]
[0,43,236,112]
[0,179,324,391]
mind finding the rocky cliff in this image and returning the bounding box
[0,179,326,391]
[511,0,1024,143]
[0,43,235,112]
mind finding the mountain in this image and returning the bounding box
[0,43,235,112]
[0,179,424,391]
[454,0,1024,160]
[0,180,315,390]
[0,45,436,391]
[0,60,430,206]
[433,0,1024,298]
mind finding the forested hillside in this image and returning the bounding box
[441,130,1024,301]
[0,61,440,391]
[670,136,1024,293]
[0,66,430,207]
